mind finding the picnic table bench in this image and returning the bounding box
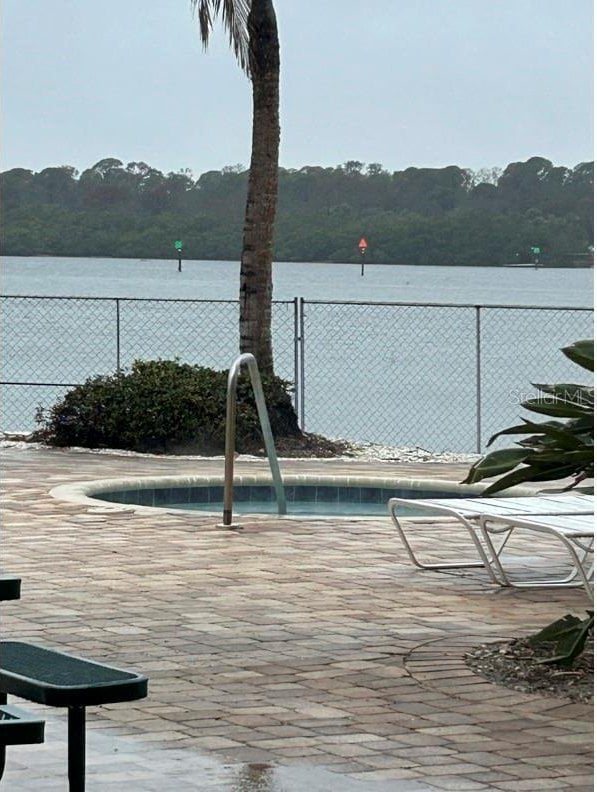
[0,576,46,780]
[0,641,148,791]
[0,576,148,791]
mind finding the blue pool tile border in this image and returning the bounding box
[53,472,529,520]
[94,483,477,511]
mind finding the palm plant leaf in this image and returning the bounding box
[480,463,587,495]
[529,612,594,666]
[462,339,594,494]
[562,339,594,372]
[463,447,529,485]
[521,396,592,418]
[487,418,583,449]
[531,382,594,405]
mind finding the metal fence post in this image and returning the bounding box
[475,305,482,454]
[115,299,121,374]
[293,297,300,428]
[299,297,305,430]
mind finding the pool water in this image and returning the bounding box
[168,500,405,516]
[96,483,467,518]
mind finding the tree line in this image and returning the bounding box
[1,156,593,266]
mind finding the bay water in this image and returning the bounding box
[1,256,593,306]
[1,257,594,451]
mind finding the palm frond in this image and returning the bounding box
[191,0,251,75]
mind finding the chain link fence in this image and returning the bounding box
[1,295,592,452]
[298,301,478,451]
[477,306,594,449]
[1,296,297,434]
[298,300,593,452]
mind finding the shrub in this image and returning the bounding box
[34,359,300,454]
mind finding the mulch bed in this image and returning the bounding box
[266,432,355,458]
[465,637,593,703]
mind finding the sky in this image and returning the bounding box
[1,0,593,179]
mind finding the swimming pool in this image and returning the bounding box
[51,474,497,519]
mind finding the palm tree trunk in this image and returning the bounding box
[239,0,280,376]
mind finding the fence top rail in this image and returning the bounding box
[1,381,81,387]
[301,299,594,312]
[0,295,296,306]
[0,294,592,312]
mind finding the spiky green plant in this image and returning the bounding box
[528,611,593,667]
[463,339,594,667]
[463,339,594,495]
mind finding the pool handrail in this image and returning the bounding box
[223,354,287,525]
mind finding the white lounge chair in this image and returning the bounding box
[478,512,594,601]
[387,493,594,586]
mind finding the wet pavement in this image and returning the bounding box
[0,445,593,790]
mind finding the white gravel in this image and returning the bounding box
[339,439,479,464]
[1,433,479,464]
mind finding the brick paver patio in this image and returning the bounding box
[0,444,593,790]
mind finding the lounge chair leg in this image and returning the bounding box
[480,519,594,600]
[390,507,499,582]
